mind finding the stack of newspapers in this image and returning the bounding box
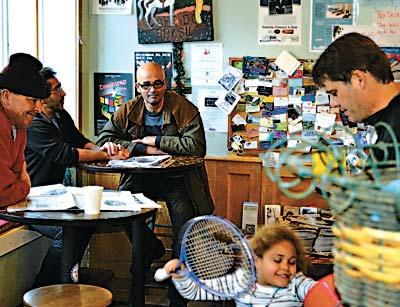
[6,184,161,212]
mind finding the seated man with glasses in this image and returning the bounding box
[24,67,130,287]
[96,62,214,307]
[0,53,48,207]
[26,67,130,187]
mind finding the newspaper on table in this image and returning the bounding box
[7,184,161,212]
[108,155,172,168]
[7,184,76,212]
[68,187,161,211]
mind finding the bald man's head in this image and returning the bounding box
[135,62,167,113]
[136,62,165,83]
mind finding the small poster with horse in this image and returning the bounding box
[136,0,214,43]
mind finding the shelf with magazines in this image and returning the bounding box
[204,154,327,227]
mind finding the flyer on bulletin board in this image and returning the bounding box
[310,0,353,52]
[258,0,302,45]
[94,73,133,135]
[134,51,173,92]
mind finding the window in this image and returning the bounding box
[0,0,79,123]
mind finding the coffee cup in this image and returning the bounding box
[82,186,103,215]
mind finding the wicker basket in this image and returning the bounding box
[332,223,400,306]
[320,166,400,306]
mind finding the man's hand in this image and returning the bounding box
[20,162,31,187]
[145,145,167,155]
[132,136,157,147]
[108,147,130,160]
[100,141,121,155]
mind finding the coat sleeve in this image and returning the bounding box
[0,130,30,207]
[26,119,79,167]
[160,113,206,157]
[96,103,140,155]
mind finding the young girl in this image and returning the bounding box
[161,223,316,306]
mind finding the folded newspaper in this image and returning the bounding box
[108,155,172,168]
[7,184,161,212]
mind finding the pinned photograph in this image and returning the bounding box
[269,0,293,15]
[326,3,352,19]
[215,90,241,114]
[242,56,269,79]
[332,25,344,40]
[218,66,244,91]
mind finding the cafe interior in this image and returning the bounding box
[1,0,400,306]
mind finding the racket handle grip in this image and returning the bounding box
[154,268,170,282]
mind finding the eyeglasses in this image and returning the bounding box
[51,87,64,94]
[138,79,165,90]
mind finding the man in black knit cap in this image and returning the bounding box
[0,53,48,207]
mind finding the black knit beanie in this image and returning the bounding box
[0,53,49,99]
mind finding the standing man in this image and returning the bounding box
[97,62,214,307]
[312,32,400,160]
[0,53,48,207]
[24,67,129,287]
[25,67,129,187]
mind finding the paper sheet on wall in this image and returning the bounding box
[373,10,400,46]
[197,89,227,133]
[215,91,241,115]
[332,25,397,46]
[310,0,353,51]
[258,0,302,45]
[275,50,301,76]
[92,0,132,15]
[190,43,223,86]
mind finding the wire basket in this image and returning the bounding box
[320,166,400,231]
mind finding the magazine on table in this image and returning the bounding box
[108,154,173,168]
[7,184,161,212]
[6,184,76,212]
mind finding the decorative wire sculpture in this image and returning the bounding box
[262,122,400,306]
[172,42,186,96]
[262,122,400,204]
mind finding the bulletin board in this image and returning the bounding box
[227,57,340,156]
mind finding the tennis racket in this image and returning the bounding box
[154,215,256,299]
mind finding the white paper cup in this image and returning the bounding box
[82,186,103,215]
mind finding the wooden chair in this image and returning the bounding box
[23,284,112,307]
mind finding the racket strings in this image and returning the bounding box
[185,222,229,278]
[184,219,254,295]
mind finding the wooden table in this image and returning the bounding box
[78,155,204,174]
[0,208,156,307]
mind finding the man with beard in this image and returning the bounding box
[0,53,48,207]
[25,67,129,287]
[25,67,129,186]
